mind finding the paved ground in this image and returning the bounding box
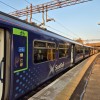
[83,54,100,100]
[28,53,99,100]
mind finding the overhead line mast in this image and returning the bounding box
[9,0,92,26]
[9,0,92,17]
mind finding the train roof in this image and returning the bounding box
[0,11,83,46]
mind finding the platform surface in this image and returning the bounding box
[83,54,100,100]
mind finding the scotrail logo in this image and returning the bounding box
[47,62,65,77]
[54,62,65,71]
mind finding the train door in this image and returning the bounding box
[71,44,75,65]
[0,29,11,100]
[0,29,4,100]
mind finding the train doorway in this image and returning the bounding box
[0,28,4,100]
[0,29,11,100]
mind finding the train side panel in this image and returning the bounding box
[12,28,72,99]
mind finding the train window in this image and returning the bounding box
[47,42,56,60]
[59,43,69,58]
[47,49,56,61]
[34,49,47,63]
[33,41,56,63]
[76,45,83,54]
[59,49,67,58]
[47,43,55,48]
[34,41,46,47]
[59,44,68,48]
[85,47,90,53]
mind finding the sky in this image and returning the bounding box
[0,0,100,42]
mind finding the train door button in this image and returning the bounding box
[20,53,23,57]
[20,63,23,67]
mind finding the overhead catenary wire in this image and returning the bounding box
[55,20,81,38]
[0,0,82,39]
[19,15,74,39]
[0,0,17,10]
[7,0,87,39]
[30,17,74,39]
[9,0,92,17]
[21,0,77,39]
[46,25,76,39]
[0,0,68,38]
[47,15,81,38]
[24,0,31,4]
[54,16,92,41]
[8,0,92,40]
[23,0,90,40]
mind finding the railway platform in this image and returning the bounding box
[28,53,100,100]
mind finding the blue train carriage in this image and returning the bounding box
[0,11,80,99]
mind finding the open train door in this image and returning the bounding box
[0,28,11,100]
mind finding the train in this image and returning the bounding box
[0,11,98,100]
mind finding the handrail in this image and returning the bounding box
[0,58,4,83]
